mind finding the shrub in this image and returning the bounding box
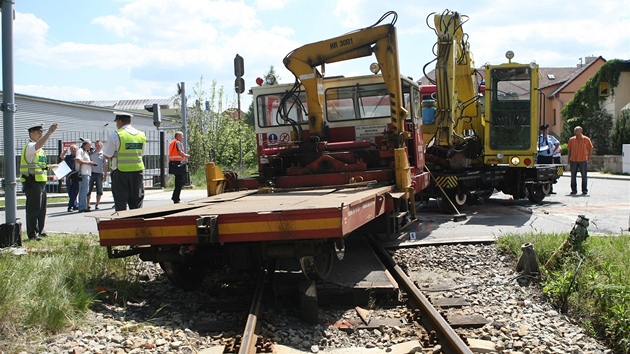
[611,109,630,155]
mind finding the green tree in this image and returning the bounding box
[183,77,257,175]
[564,110,613,155]
[610,109,630,155]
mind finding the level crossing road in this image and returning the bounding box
[2,173,628,241]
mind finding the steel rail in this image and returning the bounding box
[368,236,472,354]
[238,268,267,354]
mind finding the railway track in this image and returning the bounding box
[367,236,473,354]
[223,268,272,354]
[3,241,611,353]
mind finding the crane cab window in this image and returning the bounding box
[256,92,308,128]
[325,84,391,122]
[488,67,532,150]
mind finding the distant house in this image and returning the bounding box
[222,108,246,120]
[417,57,607,140]
[599,60,630,119]
[538,56,606,138]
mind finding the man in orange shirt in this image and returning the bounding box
[567,126,593,195]
[168,131,190,203]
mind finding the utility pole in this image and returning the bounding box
[179,82,188,154]
[1,0,21,247]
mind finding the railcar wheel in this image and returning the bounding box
[526,185,546,204]
[299,249,334,280]
[159,261,207,291]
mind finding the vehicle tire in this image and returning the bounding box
[299,248,334,280]
[436,191,467,213]
[541,182,552,195]
[526,185,546,204]
[159,261,207,291]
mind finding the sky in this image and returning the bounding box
[3,0,629,111]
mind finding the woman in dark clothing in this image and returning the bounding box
[59,144,79,212]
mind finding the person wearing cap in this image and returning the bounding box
[20,122,58,241]
[168,131,190,204]
[103,112,146,211]
[537,124,559,165]
[567,126,593,195]
[75,139,96,212]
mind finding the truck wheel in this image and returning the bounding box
[299,249,334,280]
[436,192,467,213]
[527,185,546,204]
[159,262,207,291]
[541,183,552,195]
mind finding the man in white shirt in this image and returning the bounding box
[75,139,96,212]
[102,112,146,211]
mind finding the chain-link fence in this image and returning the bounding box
[1,130,167,194]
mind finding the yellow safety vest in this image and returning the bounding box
[114,128,146,172]
[20,143,48,182]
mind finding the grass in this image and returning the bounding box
[0,234,141,351]
[0,197,70,208]
[498,232,630,354]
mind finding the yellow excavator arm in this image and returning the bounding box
[282,15,408,144]
[433,11,481,148]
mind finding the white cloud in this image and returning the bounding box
[8,0,630,104]
[255,0,290,11]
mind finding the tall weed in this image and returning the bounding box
[0,234,139,337]
[499,233,630,354]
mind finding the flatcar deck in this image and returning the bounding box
[95,185,395,246]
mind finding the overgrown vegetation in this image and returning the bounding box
[498,232,630,354]
[561,59,623,153]
[166,77,258,177]
[0,234,140,349]
[611,109,630,155]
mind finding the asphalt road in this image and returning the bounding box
[407,173,630,245]
[2,172,629,240]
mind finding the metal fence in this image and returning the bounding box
[1,130,167,193]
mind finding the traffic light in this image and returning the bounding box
[234,54,244,78]
[235,77,245,94]
[144,103,162,128]
[234,54,245,94]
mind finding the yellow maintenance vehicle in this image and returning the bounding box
[95,11,430,290]
[419,10,562,212]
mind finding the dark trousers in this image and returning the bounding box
[66,178,79,208]
[24,180,47,239]
[111,169,144,211]
[537,155,553,164]
[171,173,184,203]
[570,161,588,194]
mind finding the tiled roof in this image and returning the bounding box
[546,56,604,96]
[417,58,604,97]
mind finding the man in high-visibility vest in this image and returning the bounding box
[168,131,190,203]
[103,112,146,211]
[20,122,58,241]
